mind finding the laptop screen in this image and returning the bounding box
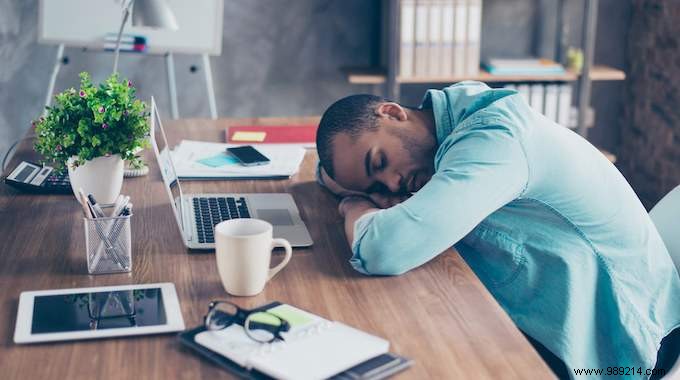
[150,97,184,231]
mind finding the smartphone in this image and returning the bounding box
[226,145,271,166]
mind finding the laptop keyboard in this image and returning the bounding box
[193,197,251,244]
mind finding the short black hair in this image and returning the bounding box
[316,94,385,178]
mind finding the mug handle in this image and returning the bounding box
[268,238,292,281]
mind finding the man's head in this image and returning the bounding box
[316,94,437,194]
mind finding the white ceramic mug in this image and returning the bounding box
[214,219,292,296]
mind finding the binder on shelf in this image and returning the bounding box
[441,0,455,76]
[414,0,429,77]
[393,0,482,79]
[427,0,443,76]
[507,83,571,126]
[529,84,545,115]
[516,84,530,104]
[558,83,574,128]
[399,0,416,78]
[453,0,468,77]
[398,0,482,79]
[544,84,559,122]
[466,0,482,76]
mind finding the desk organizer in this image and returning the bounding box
[84,212,132,274]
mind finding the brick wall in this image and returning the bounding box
[619,0,680,208]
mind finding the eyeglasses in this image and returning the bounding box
[204,300,291,343]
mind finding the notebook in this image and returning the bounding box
[483,58,566,75]
[189,303,391,379]
[226,125,317,148]
[179,328,411,380]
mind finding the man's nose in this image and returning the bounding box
[377,171,402,193]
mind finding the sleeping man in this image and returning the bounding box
[315,81,680,379]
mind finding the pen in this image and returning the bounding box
[109,194,124,217]
[104,203,133,269]
[87,194,106,218]
[122,202,133,216]
[110,195,129,217]
[78,188,94,218]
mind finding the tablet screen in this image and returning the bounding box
[31,288,167,333]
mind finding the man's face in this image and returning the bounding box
[331,121,436,195]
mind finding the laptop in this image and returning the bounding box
[149,97,313,250]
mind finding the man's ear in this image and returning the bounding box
[375,102,407,122]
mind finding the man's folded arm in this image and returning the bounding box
[316,162,369,198]
[349,125,530,276]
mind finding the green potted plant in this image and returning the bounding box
[34,72,149,203]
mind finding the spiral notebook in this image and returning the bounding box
[188,303,392,379]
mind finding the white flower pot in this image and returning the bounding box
[68,155,124,204]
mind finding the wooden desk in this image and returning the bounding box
[0,117,554,379]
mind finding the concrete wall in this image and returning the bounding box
[1,0,629,168]
[618,0,680,207]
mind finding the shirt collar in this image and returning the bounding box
[419,89,453,146]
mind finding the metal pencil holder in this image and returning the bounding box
[84,210,132,274]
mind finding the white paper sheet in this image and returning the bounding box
[170,140,306,179]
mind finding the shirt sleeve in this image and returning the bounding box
[349,121,529,275]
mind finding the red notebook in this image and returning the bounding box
[225,125,317,147]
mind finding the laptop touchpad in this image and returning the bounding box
[255,209,293,226]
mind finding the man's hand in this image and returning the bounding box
[368,192,411,209]
[319,165,411,209]
[338,196,380,244]
[337,193,410,248]
[338,193,410,217]
[319,166,366,198]
[338,196,377,217]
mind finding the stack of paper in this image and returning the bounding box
[170,140,306,179]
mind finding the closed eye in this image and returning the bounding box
[374,151,387,173]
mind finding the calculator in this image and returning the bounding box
[4,161,72,194]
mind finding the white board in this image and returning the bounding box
[38,0,223,55]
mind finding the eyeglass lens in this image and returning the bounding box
[205,302,239,330]
[244,311,285,342]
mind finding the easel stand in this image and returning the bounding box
[43,44,219,120]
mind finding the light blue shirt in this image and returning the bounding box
[321,82,680,378]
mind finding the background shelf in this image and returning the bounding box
[343,65,625,85]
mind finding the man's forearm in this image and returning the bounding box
[340,198,379,246]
